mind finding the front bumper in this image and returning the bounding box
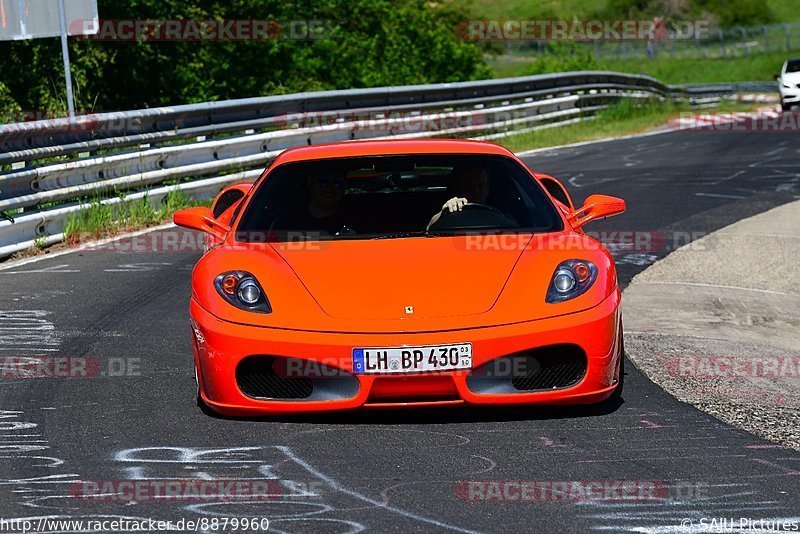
[780,86,800,104]
[190,291,622,416]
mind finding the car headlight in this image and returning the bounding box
[214,271,272,313]
[782,82,792,89]
[546,260,598,303]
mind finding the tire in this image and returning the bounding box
[607,333,625,402]
[782,102,791,112]
[194,363,206,408]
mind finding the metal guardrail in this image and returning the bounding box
[0,70,738,259]
[672,81,779,94]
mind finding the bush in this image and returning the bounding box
[0,81,21,118]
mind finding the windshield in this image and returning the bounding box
[786,60,800,73]
[236,154,563,241]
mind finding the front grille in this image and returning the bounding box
[236,357,313,399]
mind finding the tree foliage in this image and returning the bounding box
[0,0,490,113]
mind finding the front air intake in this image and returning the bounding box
[510,347,587,390]
[235,356,360,402]
[236,357,313,399]
[466,344,587,395]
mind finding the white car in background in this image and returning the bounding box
[778,57,800,111]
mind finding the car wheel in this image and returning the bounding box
[782,102,791,112]
[194,363,206,408]
[193,363,219,415]
[607,334,625,402]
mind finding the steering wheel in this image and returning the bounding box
[431,202,519,231]
[457,202,505,216]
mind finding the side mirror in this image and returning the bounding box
[538,175,574,211]
[174,206,230,241]
[211,182,253,218]
[775,73,781,81]
[569,194,626,228]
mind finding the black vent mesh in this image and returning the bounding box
[511,347,586,391]
[236,358,313,400]
[212,189,245,218]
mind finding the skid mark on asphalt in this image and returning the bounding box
[640,420,664,429]
[0,310,86,523]
[0,310,60,353]
[115,446,362,533]
[287,427,472,447]
[616,253,660,267]
[466,455,497,475]
[750,459,800,477]
[695,192,747,200]
[0,265,80,275]
[538,436,571,448]
[0,410,83,516]
[0,313,153,532]
[579,483,795,532]
[104,262,172,273]
[278,446,481,534]
[108,445,484,533]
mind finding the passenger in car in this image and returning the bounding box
[284,172,353,236]
[427,167,490,228]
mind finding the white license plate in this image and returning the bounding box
[353,343,472,374]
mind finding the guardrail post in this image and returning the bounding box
[696,31,704,59]
[786,24,791,52]
[741,28,750,56]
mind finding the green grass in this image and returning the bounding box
[457,0,606,20]
[497,98,762,153]
[598,51,789,84]
[488,49,790,83]
[63,189,205,243]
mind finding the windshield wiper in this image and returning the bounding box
[371,231,428,240]
[370,230,471,240]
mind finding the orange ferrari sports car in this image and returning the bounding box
[175,139,626,416]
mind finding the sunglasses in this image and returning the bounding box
[316,177,346,189]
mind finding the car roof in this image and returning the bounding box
[272,138,515,165]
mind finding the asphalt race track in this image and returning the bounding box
[1,129,798,533]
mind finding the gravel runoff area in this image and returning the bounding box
[623,199,800,450]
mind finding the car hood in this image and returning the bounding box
[782,71,800,84]
[271,236,530,320]
[193,232,617,333]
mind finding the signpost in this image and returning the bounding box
[0,0,99,118]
